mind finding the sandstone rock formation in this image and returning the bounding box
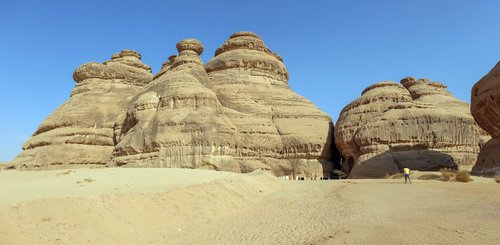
[112,32,335,177]
[471,62,500,176]
[334,82,413,173]
[112,39,241,170]
[205,32,335,176]
[9,32,335,176]
[335,77,488,178]
[11,50,153,168]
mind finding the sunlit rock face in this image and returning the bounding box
[113,32,335,177]
[112,39,242,170]
[335,78,489,178]
[334,81,413,174]
[205,31,335,176]
[471,62,500,176]
[9,32,337,176]
[11,50,153,168]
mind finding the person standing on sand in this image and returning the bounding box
[403,167,412,183]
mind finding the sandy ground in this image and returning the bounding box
[0,168,499,245]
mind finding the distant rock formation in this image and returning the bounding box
[11,50,153,168]
[471,62,500,176]
[7,32,325,177]
[335,78,489,178]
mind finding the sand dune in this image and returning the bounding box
[0,168,499,244]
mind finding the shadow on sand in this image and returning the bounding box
[347,149,458,179]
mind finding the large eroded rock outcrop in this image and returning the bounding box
[112,39,241,170]
[205,32,335,175]
[9,32,335,176]
[11,50,153,168]
[471,62,500,175]
[334,82,413,173]
[112,32,335,177]
[335,77,488,178]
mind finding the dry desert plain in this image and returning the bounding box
[0,168,499,245]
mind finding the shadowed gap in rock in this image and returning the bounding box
[320,121,344,179]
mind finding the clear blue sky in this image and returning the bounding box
[1,0,499,161]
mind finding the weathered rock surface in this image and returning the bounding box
[471,62,500,175]
[11,50,153,168]
[335,77,488,178]
[334,82,413,173]
[205,32,334,176]
[112,39,241,170]
[10,32,335,176]
[113,32,335,177]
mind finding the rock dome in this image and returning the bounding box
[11,50,153,168]
[335,77,488,178]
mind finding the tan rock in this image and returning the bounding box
[471,62,500,175]
[9,32,334,176]
[472,137,500,175]
[153,55,177,80]
[11,50,153,169]
[334,81,413,172]
[205,31,334,176]
[113,32,335,177]
[112,39,241,170]
[335,77,488,178]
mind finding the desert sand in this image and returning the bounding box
[0,168,499,245]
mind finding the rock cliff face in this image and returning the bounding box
[11,50,153,168]
[112,33,335,177]
[9,32,334,175]
[334,82,413,173]
[112,39,241,170]
[205,32,334,176]
[335,78,488,178]
[471,62,500,175]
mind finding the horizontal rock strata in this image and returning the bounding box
[112,39,241,171]
[335,78,489,178]
[11,50,153,168]
[112,32,335,177]
[205,32,334,176]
